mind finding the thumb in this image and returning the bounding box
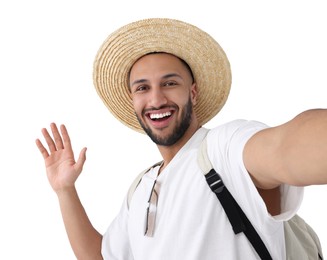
[75,147,87,171]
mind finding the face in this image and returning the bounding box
[129,53,197,146]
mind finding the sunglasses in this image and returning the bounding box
[144,178,158,237]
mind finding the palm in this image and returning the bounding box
[45,148,79,191]
[36,123,86,192]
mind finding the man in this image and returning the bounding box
[36,18,327,259]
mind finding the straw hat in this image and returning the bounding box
[93,18,231,133]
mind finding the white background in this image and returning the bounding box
[0,0,326,259]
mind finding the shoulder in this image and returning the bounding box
[210,119,268,132]
[204,120,269,179]
[207,119,268,145]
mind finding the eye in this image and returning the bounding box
[134,85,149,93]
[163,81,177,87]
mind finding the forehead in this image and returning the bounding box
[132,53,184,69]
[129,53,193,80]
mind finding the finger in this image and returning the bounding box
[50,123,64,150]
[60,124,72,150]
[41,127,57,153]
[35,138,50,159]
[75,147,87,171]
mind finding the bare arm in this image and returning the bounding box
[36,123,103,260]
[244,109,327,189]
[56,187,103,260]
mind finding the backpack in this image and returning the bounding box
[127,134,324,259]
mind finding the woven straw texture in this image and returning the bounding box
[93,18,232,133]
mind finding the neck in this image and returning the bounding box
[157,117,200,171]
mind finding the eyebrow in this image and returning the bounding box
[130,73,183,87]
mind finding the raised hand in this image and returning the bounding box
[35,123,87,193]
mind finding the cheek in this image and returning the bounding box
[166,88,188,103]
[176,92,193,106]
[132,96,144,115]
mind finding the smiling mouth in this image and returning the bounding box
[149,111,172,121]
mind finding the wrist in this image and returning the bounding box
[55,185,78,198]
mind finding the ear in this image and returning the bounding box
[190,83,198,105]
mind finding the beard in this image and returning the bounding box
[136,98,193,146]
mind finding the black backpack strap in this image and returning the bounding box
[205,169,272,260]
[198,132,272,260]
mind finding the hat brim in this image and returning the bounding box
[93,18,232,133]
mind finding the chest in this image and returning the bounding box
[127,157,238,258]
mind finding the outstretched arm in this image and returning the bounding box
[244,109,327,189]
[36,123,103,260]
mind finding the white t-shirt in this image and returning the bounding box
[102,120,304,259]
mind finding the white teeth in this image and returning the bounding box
[150,112,172,119]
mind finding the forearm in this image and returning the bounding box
[57,187,103,260]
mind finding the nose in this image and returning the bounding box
[148,88,168,108]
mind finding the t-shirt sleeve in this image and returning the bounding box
[206,120,304,224]
[101,197,133,260]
